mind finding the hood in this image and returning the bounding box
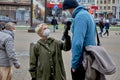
[38,37,55,46]
[72,6,87,18]
[3,29,14,39]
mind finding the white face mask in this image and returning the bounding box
[42,29,50,37]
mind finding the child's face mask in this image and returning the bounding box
[42,28,50,37]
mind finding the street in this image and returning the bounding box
[12,28,120,80]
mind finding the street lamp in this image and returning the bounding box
[28,0,34,32]
[30,0,33,27]
[44,0,47,23]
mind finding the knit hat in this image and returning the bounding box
[63,0,79,10]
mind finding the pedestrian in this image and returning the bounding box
[0,22,6,30]
[3,22,15,39]
[51,16,58,32]
[0,24,20,80]
[99,18,105,37]
[63,0,96,80]
[103,19,110,36]
[29,23,71,80]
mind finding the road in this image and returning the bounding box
[12,29,120,80]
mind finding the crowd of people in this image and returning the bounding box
[0,0,114,80]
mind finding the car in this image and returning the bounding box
[109,18,117,25]
[0,15,17,24]
[115,19,120,26]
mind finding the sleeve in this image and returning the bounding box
[72,16,87,69]
[5,37,20,68]
[29,43,38,78]
[61,34,71,51]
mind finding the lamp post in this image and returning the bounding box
[44,0,47,23]
[30,0,33,27]
[28,0,34,32]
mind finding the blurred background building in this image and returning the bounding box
[0,0,120,25]
[0,0,30,25]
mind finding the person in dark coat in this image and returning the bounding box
[29,23,71,80]
[51,16,58,32]
[99,18,105,37]
[103,19,110,36]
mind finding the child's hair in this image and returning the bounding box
[35,23,47,34]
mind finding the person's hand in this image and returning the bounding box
[15,65,20,69]
[14,63,20,69]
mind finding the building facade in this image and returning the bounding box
[0,0,30,24]
[95,0,120,18]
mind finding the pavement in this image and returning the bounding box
[12,28,120,80]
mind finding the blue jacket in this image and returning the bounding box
[105,22,110,30]
[71,6,96,69]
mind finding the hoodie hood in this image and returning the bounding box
[38,37,55,46]
[72,6,87,18]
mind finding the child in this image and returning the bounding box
[29,23,71,80]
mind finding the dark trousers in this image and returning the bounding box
[103,29,109,36]
[71,64,85,80]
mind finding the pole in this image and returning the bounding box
[44,0,47,23]
[28,0,34,32]
[30,0,33,27]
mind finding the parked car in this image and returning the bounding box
[109,18,117,25]
[0,15,17,24]
[115,19,120,26]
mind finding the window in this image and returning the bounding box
[104,0,106,4]
[108,0,111,4]
[112,0,115,3]
[100,6,102,10]
[108,6,110,10]
[100,0,102,4]
[104,6,106,10]
[97,1,99,4]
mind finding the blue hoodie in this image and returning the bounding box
[71,6,96,69]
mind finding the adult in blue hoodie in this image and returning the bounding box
[63,0,96,80]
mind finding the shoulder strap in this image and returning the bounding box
[96,27,101,46]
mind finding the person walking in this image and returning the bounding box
[29,23,71,80]
[0,23,20,80]
[0,22,6,30]
[3,22,15,39]
[103,19,110,36]
[63,0,96,80]
[51,16,58,32]
[99,18,105,37]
